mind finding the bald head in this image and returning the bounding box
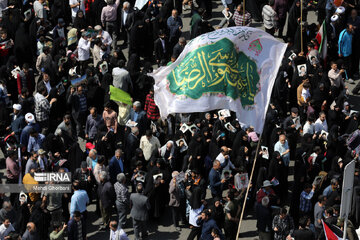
[279,134,286,144]
[27,222,36,232]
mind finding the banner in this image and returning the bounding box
[151,27,287,133]
[135,0,148,9]
[109,85,132,105]
[71,74,86,86]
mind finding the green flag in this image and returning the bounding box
[109,85,132,105]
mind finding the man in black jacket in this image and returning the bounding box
[125,126,140,171]
[97,171,116,231]
[291,216,315,240]
[67,211,86,240]
[73,161,95,201]
[172,37,186,59]
[256,196,272,240]
[283,107,300,160]
[154,30,169,66]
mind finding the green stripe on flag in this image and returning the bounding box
[109,85,132,105]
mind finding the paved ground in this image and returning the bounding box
[2,1,360,239]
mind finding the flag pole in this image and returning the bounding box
[235,133,263,240]
[242,0,246,26]
[300,0,303,52]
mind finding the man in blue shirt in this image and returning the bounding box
[299,183,315,216]
[109,149,124,184]
[27,128,45,153]
[338,24,354,81]
[322,178,339,197]
[196,209,224,240]
[209,160,225,198]
[70,180,89,222]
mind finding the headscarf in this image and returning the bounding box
[160,140,175,158]
[67,28,78,46]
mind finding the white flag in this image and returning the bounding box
[151,26,287,133]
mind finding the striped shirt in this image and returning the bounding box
[299,190,314,213]
[233,11,251,26]
[114,182,129,204]
[144,93,160,120]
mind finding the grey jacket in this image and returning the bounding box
[130,193,150,221]
[168,179,180,207]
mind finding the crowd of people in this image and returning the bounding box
[0,0,360,239]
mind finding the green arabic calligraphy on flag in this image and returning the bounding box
[152,27,287,133]
[167,38,260,107]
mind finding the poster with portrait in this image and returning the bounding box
[297,64,307,77]
[235,173,249,191]
[261,146,269,159]
[225,122,236,133]
[218,109,231,118]
[179,123,189,133]
[288,52,296,61]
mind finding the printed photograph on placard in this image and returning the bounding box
[297,64,307,77]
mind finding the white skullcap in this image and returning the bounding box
[336,6,345,14]
[331,15,339,22]
[25,113,35,123]
[13,104,21,111]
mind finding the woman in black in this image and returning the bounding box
[268,151,288,205]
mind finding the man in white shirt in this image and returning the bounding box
[216,146,235,170]
[0,218,15,240]
[69,0,85,22]
[109,220,129,240]
[33,0,48,19]
[302,115,316,135]
[274,134,290,166]
[112,60,132,93]
[328,62,344,89]
[262,0,278,35]
[314,112,328,133]
[140,130,161,161]
[77,32,92,74]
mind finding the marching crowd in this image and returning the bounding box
[0,0,360,239]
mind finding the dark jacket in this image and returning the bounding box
[154,38,169,63]
[292,228,315,240]
[256,203,272,232]
[11,114,25,140]
[67,217,86,240]
[130,108,147,134]
[125,133,139,164]
[109,156,124,184]
[97,180,116,209]
[209,168,222,196]
[120,9,134,30]
[196,218,224,240]
[283,116,298,138]
[172,42,184,58]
